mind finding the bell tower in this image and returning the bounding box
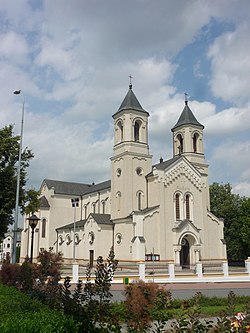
[111,84,152,220]
[171,99,206,170]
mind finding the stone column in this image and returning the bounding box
[245,257,250,274]
[138,261,145,281]
[72,263,79,283]
[168,262,175,279]
[222,261,228,277]
[194,249,200,262]
[174,246,181,265]
[196,262,203,278]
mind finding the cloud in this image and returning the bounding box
[204,106,250,135]
[0,31,29,64]
[208,22,250,105]
[0,0,250,198]
[209,140,250,196]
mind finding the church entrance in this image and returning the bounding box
[180,237,190,269]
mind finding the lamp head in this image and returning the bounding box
[27,213,40,229]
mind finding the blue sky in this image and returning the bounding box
[0,0,250,196]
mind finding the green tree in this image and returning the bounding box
[24,188,40,215]
[0,125,34,237]
[209,182,249,261]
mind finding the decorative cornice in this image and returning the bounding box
[163,161,204,190]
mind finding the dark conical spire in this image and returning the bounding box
[171,101,204,131]
[113,84,149,118]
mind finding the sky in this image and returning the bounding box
[0,0,250,197]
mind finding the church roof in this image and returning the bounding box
[56,214,112,231]
[42,179,111,196]
[43,179,91,195]
[90,213,112,225]
[56,219,85,231]
[84,180,111,195]
[146,156,181,177]
[113,84,149,117]
[153,156,181,170]
[39,195,50,208]
[171,101,204,131]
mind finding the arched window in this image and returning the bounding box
[137,191,143,210]
[134,121,140,142]
[84,204,88,219]
[92,202,96,213]
[177,134,183,154]
[117,121,123,141]
[185,194,190,220]
[116,192,121,211]
[41,218,46,238]
[101,200,105,214]
[175,193,180,220]
[193,133,199,153]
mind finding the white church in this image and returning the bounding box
[20,84,227,268]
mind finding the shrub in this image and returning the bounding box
[0,262,20,286]
[0,283,79,333]
[124,280,171,332]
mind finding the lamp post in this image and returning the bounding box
[27,214,40,263]
[12,90,25,264]
[71,198,79,262]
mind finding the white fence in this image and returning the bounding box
[60,258,250,284]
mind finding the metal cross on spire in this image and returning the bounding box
[129,75,133,89]
[184,92,188,105]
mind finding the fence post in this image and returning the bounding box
[196,262,203,278]
[222,261,229,277]
[139,261,145,281]
[245,257,250,274]
[72,263,79,283]
[168,262,175,279]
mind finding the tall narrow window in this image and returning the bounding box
[134,121,140,142]
[177,134,183,154]
[185,194,190,220]
[175,193,180,220]
[84,205,88,219]
[41,218,46,238]
[92,202,96,213]
[116,192,121,211]
[193,133,198,153]
[102,200,105,214]
[118,121,123,141]
[137,191,143,210]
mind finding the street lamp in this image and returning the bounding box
[71,198,79,262]
[12,90,25,264]
[27,214,40,263]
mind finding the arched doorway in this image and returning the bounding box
[180,237,190,269]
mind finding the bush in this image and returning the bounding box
[0,283,79,333]
[124,280,171,332]
[0,262,20,286]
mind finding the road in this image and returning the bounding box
[110,281,250,302]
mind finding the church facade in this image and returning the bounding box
[20,85,227,267]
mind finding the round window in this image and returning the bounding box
[116,233,122,245]
[136,167,143,176]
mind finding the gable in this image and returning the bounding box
[153,157,204,191]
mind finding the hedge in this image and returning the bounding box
[0,284,80,333]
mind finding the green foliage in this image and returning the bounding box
[24,188,41,215]
[209,182,250,261]
[0,125,35,237]
[0,283,79,333]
